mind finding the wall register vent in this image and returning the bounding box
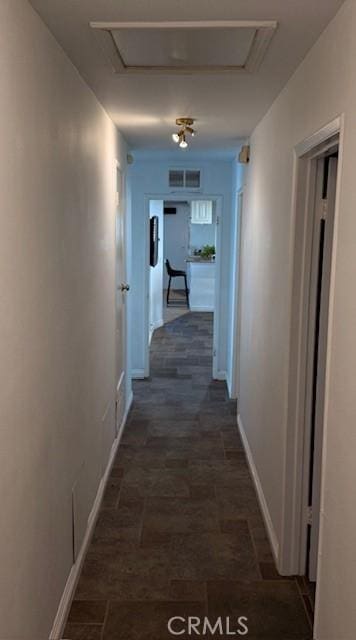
[169,169,201,190]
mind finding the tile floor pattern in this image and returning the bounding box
[163,289,190,324]
[64,313,313,640]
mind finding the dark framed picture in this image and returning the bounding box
[150,215,159,267]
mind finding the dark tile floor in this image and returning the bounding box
[63,313,313,640]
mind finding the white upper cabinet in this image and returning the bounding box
[191,200,213,224]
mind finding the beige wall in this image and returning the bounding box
[240,0,356,637]
[0,1,127,638]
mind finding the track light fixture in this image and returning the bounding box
[172,118,196,149]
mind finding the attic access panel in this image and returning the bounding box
[90,21,278,74]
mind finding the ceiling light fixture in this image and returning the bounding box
[172,118,196,149]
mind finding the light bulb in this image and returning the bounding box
[179,137,188,149]
[172,133,180,143]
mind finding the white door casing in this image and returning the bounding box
[142,194,223,381]
[230,189,244,401]
[280,116,343,581]
[149,200,164,341]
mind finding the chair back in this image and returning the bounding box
[165,259,173,276]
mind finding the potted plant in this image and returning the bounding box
[200,244,216,260]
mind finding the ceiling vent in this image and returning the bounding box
[90,20,278,75]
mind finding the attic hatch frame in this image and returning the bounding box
[90,20,278,75]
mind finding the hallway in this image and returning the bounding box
[64,314,311,640]
[3,2,356,638]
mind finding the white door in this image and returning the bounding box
[307,155,338,581]
[115,164,128,433]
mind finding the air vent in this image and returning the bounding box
[185,170,201,188]
[90,20,278,75]
[169,170,185,188]
[169,169,201,190]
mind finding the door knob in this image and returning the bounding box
[120,283,130,292]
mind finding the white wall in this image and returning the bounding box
[149,200,164,337]
[0,1,127,638]
[128,155,234,378]
[239,1,356,637]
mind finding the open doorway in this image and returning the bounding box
[304,152,338,589]
[163,199,217,315]
[147,196,222,379]
[296,148,339,628]
[283,118,342,633]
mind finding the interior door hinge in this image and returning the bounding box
[306,505,313,526]
[216,216,220,226]
[213,348,217,358]
[321,200,327,220]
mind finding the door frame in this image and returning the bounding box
[143,193,223,379]
[230,188,244,400]
[307,156,338,583]
[280,116,344,580]
[148,199,165,344]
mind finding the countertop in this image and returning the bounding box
[186,256,215,263]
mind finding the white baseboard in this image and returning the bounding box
[226,372,235,399]
[149,319,163,344]
[189,305,214,312]
[131,368,146,379]
[214,370,227,381]
[237,414,280,565]
[116,371,125,398]
[49,392,133,640]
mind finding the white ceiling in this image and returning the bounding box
[29,0,344,152]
